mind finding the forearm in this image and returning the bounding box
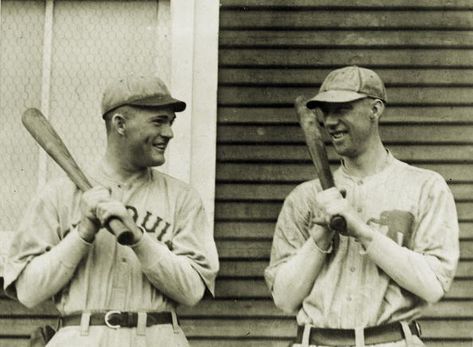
[272,238,331,313]
[361,229,444,303]
[131,233,205,306]
[16,228,91,308]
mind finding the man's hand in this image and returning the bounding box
[78,186,111,242]
[79,187,142,243]
[308,210,335,251]
[95,199,143,243]
[315,187,371,241]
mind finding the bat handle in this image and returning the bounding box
[330,214,347,235]
[107,217,135,245]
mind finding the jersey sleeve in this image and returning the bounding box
[264,181,319,290]
[410,173,460,292]
[3,180,80,300]
[171,188,219,295]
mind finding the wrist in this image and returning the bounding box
[311,233,333,252]
[77,218,98,243]
[130,225,144,245]
[77,222,96,243]
[354,223,375,247]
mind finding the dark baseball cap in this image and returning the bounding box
[101,75,186,117]
[306,66,387,109]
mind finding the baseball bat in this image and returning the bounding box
[295,97,347,234]
[22,108,135,245]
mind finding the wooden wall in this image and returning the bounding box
[1,1,473,346]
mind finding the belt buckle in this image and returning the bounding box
[104,310,121,329]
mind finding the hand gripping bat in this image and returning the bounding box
[295,97,347,234]
[22,108,135,245]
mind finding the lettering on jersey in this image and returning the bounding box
[126,205,173,249]
[367,210,415,247]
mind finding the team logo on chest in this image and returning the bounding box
[126,205,173,249]
[367,210,415,247]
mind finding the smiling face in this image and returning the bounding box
[318,98,378,158]
[114,105,176,169]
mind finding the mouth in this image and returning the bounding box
[329,130,348,141]
[152,143,167,152]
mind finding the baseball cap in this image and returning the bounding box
[306,66,387,109]
[101,75,186,117]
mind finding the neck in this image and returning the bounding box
[103,145,146,182]
[342,140,388,178]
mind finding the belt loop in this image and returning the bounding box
[401,321,414,343]
[301,324,311,347]
[80,312,91,336]
[136,312,146,336]
[171,309,179,334]
[355,327,365,347]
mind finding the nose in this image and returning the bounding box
[161,123,174,139]
[323,112,339,128]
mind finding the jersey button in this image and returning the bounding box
[121,257,127,263]
[350,267,356,272]
[347,296,352,302]
[357,207,363,213]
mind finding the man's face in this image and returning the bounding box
[318,98,375,158]
[122,106,176,168]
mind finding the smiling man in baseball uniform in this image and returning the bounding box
[4,75,219,346]
[265,66,459,347]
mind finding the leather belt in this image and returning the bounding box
[61,311,173,329]
[296,321,421,346]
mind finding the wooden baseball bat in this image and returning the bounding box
[22,108,135,245]
[295,97,347,234]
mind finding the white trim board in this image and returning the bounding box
[167,0,219,228]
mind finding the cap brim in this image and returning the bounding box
[129,95,186,112]
[306,90,367,109]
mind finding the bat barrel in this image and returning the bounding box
[22,108,134,246]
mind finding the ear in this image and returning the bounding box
[370,99,385,122]
[111,113,127,135]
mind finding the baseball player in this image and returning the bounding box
[3,75,219,346]
[265,66,459,347]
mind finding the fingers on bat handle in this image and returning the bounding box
[330,215,347,235]
[107,217,135,245]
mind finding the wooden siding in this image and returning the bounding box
[1,1,473,346]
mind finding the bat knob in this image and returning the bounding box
[117,231,136,245]
[107,217,135,245]
[330,215,347,235]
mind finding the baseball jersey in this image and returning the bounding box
[3,162,219,346]
[265,152,459,328]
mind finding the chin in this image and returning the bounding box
[152,156,166,167]
[334,146,357,158]
[135,156,165,168]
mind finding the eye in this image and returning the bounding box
[151,117,168,125]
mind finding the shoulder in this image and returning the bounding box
[392,159,450,190]
[282,178,322,213]
[36,177,80,203]
[149,169,202,202]
[288,179,322,199]
[150,169,193,190]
